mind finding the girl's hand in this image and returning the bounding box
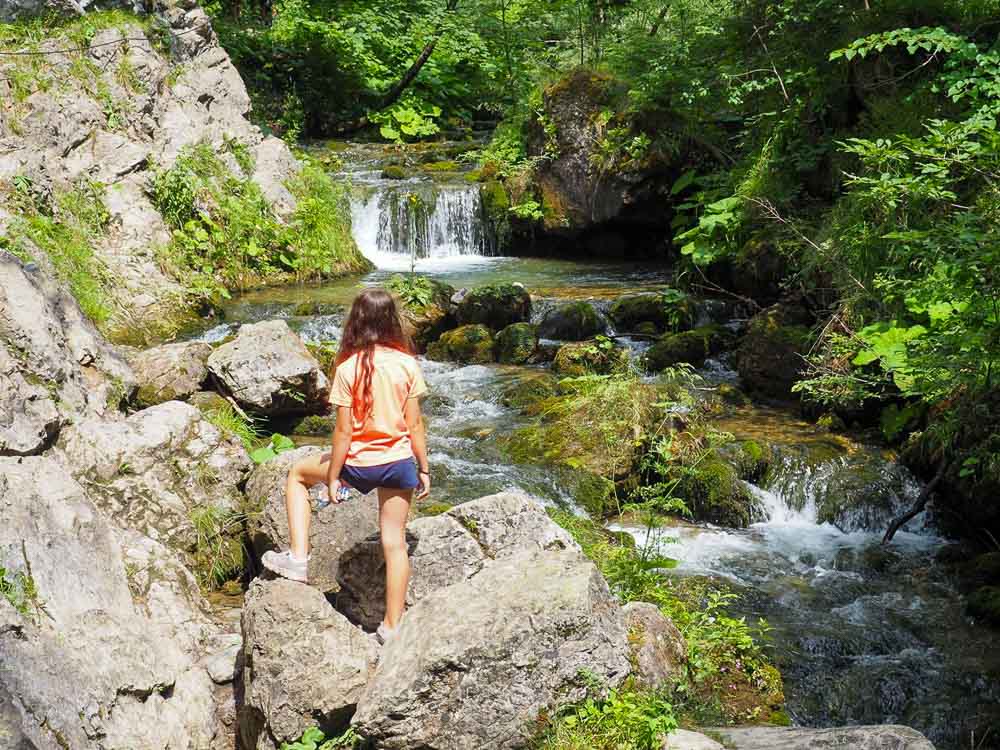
[328,478,343,505]
[417,471,431,500]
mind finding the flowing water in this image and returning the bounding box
[187,144,999,749]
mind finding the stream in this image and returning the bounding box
[190,142,999,750]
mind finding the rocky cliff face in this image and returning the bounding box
[0,0,302,337]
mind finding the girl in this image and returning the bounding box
[262,288,431,644]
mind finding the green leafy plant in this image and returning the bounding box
[372,100,442,143]
[0,565,39,618]
[250,433,296,464]
[279,726,360,750]
[509,199,544,221]
[385,273,436,308]
[545,688,678,750]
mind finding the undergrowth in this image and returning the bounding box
[1,177,112,325]
[152,142,369,304]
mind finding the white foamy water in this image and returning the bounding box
[350,184,495,265]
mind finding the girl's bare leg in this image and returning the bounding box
[285,452,330,559]
[377,487,413,629]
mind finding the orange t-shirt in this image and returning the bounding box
[328,346,428,467]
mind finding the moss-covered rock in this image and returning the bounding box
[537,301,605,341]
[816,412,847,433]
[732,439,773,483]
[645,325,734,371]
[421,160,460,172]
[481,180,511,249]
[381,165,408,180]
[499,371,558,411]
[495,323,538,364]
[716,383,750,407]
[571,471,617,518]
[552,339,628,376]
[609,292,692,334]
[736,303,812,399]
[292,300,341,317]
[290,414,334,436]
[426,324,495,364]
[675,455,759,527]
[967,586,1000,627]
[455,282,531,330]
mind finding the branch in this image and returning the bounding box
[882,459,948,544]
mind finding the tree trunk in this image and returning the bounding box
[882,459,948,544]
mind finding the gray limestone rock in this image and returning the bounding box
[709,725,936,750]
[207,320,330,416]
[620,601,687,690]
[126,340,213,405]
[240,578,377,750]
[351,547,631,749]
[57,400,252,552]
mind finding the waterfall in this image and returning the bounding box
[350,182,494,266]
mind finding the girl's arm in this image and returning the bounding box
[404,397,430,499]
[327,405,353,502]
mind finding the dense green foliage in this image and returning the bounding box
[152,142,368,303]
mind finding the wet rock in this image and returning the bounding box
[495,322,539,364]
[426,324,495,364]
[709,725,935,750]
[552,338,628,376]
[208,320,330,416]
[0,252,135,456]
[620,602,687,689]
[351,547,631,749]
[455,283,531,330]
[240,578,377,750]
[0,455,217,749]
[736,304,812,399]
[336,491,577,630]
[608,292,670,333]
[57,400,252,553]
[244,446,379,596]
[499,370,557,411]
[537,300,605,341]
[126,340,212,406]
[645,326,735,371]
[676,453,759,528]
[662,730,725,750]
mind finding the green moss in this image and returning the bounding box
[495,322,538,364]
[645,326,733,371]
[676,455,758,527]
[455,282,531,329]
[734,440,772,483]
[291,414,334,436]
[717,383,750,406]
[481,180,512,249]
[418,502,454,517]
[305,341,337,375]
[421,160,460,172]
[538,301,603,341]
[426,324,495,364]
[572,471,617,518]
[499,371,558,411]
[552,339,628,376]
[816,412,847,432]
[381,165,408,180]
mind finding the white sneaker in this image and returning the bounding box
[375,621,398,645]
[261,550,308,583]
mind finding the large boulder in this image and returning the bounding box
[709,725,935,750]
[537,301,605,341]
[552,338,628,376]
[0,252,136,456]
[0,455,217,748]
[645,325,735,371]
[240,579,377,750]
[126,340,212,406]
[208,320,330,416]
[620,602,687,690]
[609,291,695,334]
[736,304,812,399]
[352,548,631,749]
[495,322,539,364]
[336,492,577,630]
[57,400,252,553]
[244,446,379,595]
[426,324,495,364]
[455,283,532,330]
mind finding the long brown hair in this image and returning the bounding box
[334,287,413,422]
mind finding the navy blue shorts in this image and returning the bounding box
[341,458,419,495]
